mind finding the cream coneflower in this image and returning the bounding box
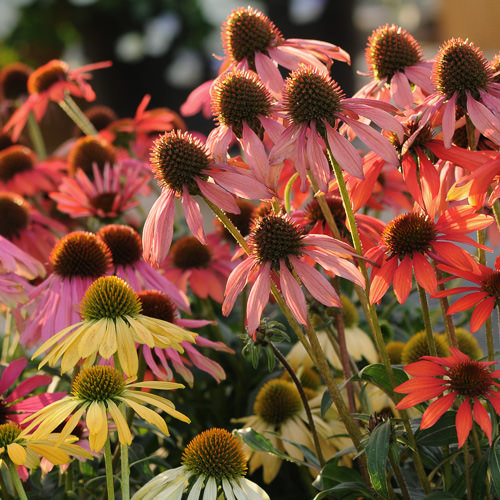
[22,366,190,452]
[132,428,270,500]
[32,276,197,377]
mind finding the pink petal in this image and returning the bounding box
[254,52,283,97]
[466,93,500,145]
[442,93,458,148]
[196,178,239,213]
[246,263,271,335]
[0,359,27,395]
[391,71,413,108]
[181,187,206,244]
[279,260,307,325]
[325,124,363,178]
[369,258,398,304]
[222,258,255,316]
[5,375,52,403]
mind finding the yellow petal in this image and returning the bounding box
[78,321,106,358]
[124,398,170,436]
[7,443,26,465]
[121,392,190,423]
[28,442,71,465]
[98,319,118,360]
[125,316,154,346]
[32,321,86,359]
[116,321,138,377]
[107,400,132,445]
[86,401,107,436]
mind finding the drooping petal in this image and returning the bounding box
[456,398,473,448]
[279,260,307,325]
[420,392,456,429]
[473,398,492,444]
[470,297,496,332]
[324,123,363,178]
[442,93,458,148]
[393,255,412,304]
[413,252,437,295]
[181,188,206,245]
[246,262,271,335]
[391,71,413,108]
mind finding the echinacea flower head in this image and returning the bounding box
[33,275,197,377]
[97,224,189,309]
[138,290,232,386]
[357,24,433,107]
[272,65,401,191]
[235,378,336,483]
[0,422,92,469]
[132,428,269,500]
[418,38,500,147]
[164,233,234,303]
[3,59,112,141]
[400,330,449,364]
[395,347,500,447]
[67,135,117,178]
[0,62,31,101]
[367,206,493,304]
[0,357,65,427]
[23,365,190,452]
[20,231,112,347]
[223,211,364,336]
[143,130,240,266]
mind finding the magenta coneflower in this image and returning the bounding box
[395,347,500,447]
[20,231,112,347]
[96,224,189,311]
[223,211,364,337]
[142,130,250,267]
[50,162,148,221]
[0,192,65,265]
[0,145,64,197]
[417,38,500,148]
[271,65,402,192]
[4,59,111,141]
[162,233,234,304]
[355,24,433,108]
[0,357,65,427]
[138,290,233,386]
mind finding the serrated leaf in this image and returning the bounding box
[415,411,458,446]
[489,438,500,498]
[366,419,391,498]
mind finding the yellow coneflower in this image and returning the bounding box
[22,365,190,452]
[32,275,197,377]
[132,428,270,500]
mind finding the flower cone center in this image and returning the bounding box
[181,428,247,480]
[250,213,304,268]
[367,24,422,80]
[212,70,271,137]
[0,193,29,239]
[137,290,177,323]
[401,331,449,364]
[0,422,21,447]
[80,276,142,320]
[50,231,112,278]
[0,146,35,182]
[382,212,436,259]
[89,192,118,215]
[481,271,500,298]
[97,224,142,267]
[254,379,302,425]
[151,130,209,195]
[223,7,282,66]
[433,39,491,100]
[284,67,343,127]
[216,199,256,240]
[68,136,117,178]
[27,60,68,94]
[72,366,125,401]
[305,196,347,236]
[449,361,492,398]
[0,63,31,100]
[170,235,212,270]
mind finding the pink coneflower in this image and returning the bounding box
[270,65,402,192]
[96,224,189,311]
[20,231,112,347]
[222,211,365,337]
[355,24,433,108]
[50,162,148,221]
[4,59,112,141]
[0,233,45,280]
[138,290,233,386]
[395,347,500,447]
[162,233,234,304]
[66,135,117,178]
[0,357,65,427]
[416,38,500,148]
[433,254,500,333]
[367,205,493,305]
[0,192,65,265]
[0,145,65,196]
[142,130,262,267]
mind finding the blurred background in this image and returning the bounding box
[1,0,498,135]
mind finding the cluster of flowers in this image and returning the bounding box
[0,4,499,499]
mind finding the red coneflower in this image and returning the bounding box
[395,347,500,447]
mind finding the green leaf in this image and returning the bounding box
[313,482,376,500]
[357,363,408,397]
[415,411,458,446]
[321,388,333,418]
[366,419,391,498]
[422,493,460,499]
[489,437,500,498]
[266,431,320,469]
[312,457,363,490]
[470,456,488,500]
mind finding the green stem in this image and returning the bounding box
[492,200,500,233]
[270,342,325,466]
[59,95,98,136]
[7,461,27,500]
[121,441,130,500]
[27,111,47,160]
[435,266,458,348]
[417,283,437,356]
[284,172,299,214]
[464,442,473,500]
[389,445,410,500]
[103,435,115,499]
